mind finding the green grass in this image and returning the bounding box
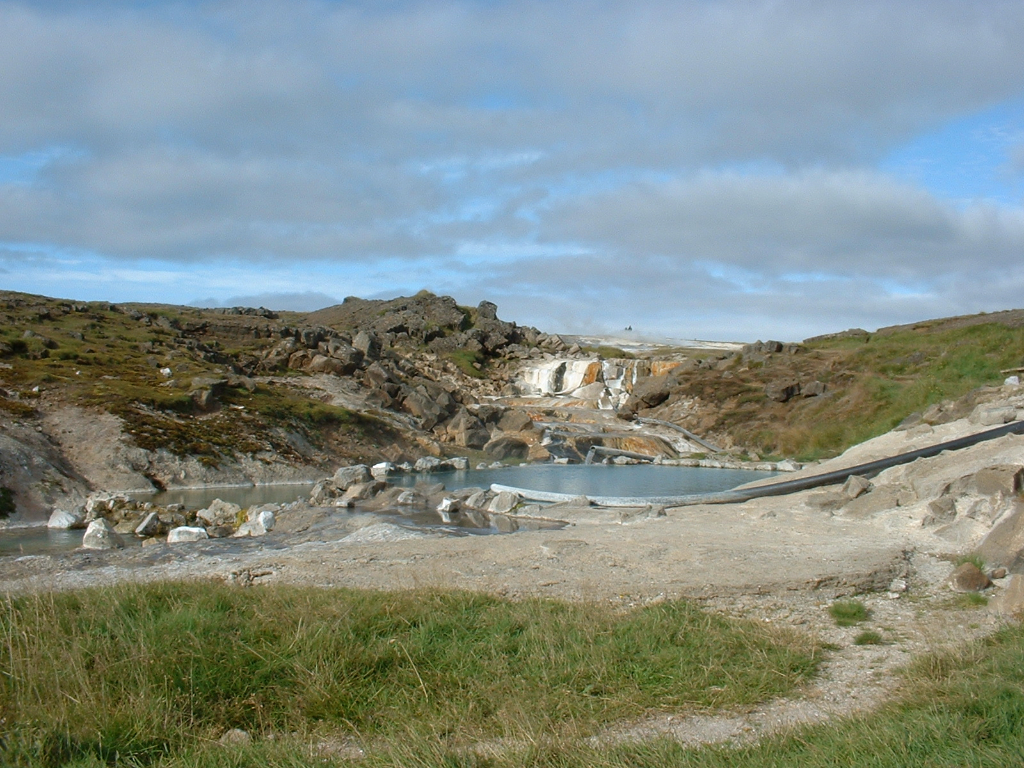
[0,582,822,767]
[445,349,487,378]
[853,630,884,646]
[955,592,990,609]
[955,553,986,571]
[354,623,1024,768]
[582,346,635,360]
[828,599,869,627]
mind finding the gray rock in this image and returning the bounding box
[82,519,124,549]
[483,436,530,461]
[333,464,371,489]
[948,562,991,592]
[167,526,209,543]
[446,457,469,470]
[465,490,488,509]
[766,380,801,403]
[975,500,1024,571]
[401,391,445,430]
[135,511,163,537]
[802,380,826,397]
[989,574,1024,616]
[842,475,872,499]
[233,509,275,537]
[197,499,241,527]
[352,330,381,359]
[497,410,534,432]
[488,490,521,515]
[396,490,420,505]
[47,508,85,529]
[969,405,1017,426]
[414,456,443,473]
[308,354,355,376]
[342,482,383,502]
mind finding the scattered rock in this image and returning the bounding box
[488,490,521,515]
[842,475,872,499]
[47,508,84,529]
[82,518,124,549]
[948,562,991,592]
[197,499,241,527]
[483,436,529,461]
[969,404,1017,426]
[989,574,1024,616]
[333,464,371,489]
[167,526,210,544]
[219,729,252,746]
[135,511,163,537]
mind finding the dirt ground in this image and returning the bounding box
[2,407,1022,748]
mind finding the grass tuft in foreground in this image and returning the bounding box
[828,599,869,627]
[0,582,821,767]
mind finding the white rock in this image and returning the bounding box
[437,497,461,523]
[1004,375,1020,387]
[371,461,394,479]
[447,457,470,470]
[396,490,420,505]
[167,526,209,543]
[82,519,124,549]
[160,367,173,377]
[414,456,442,473]
[47,508,84,529]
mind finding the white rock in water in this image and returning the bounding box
[437,497,460,523]
[446,457,470,471]
[48,508,84,529]
[414,456,442,472]
[371,461,394,479]
[167,526,209,543]
[396,490,420,505]
[82,519,124,549]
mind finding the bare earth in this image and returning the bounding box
[3,401,1023,750]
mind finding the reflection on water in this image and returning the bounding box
[0,527,84,556]
[134,483,316,510]
[392,463,776,498]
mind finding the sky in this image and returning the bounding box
[1,0,1023,342]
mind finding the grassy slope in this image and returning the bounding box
[659,317,1024,461]
[0,583,821,767]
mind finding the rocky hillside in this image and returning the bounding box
[2,287,1023,521]
[0,290,553,519]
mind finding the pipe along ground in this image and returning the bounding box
[491,419,1024,508]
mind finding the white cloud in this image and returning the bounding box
[2,0,1024,337]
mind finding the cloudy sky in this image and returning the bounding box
[1,0,1023,341]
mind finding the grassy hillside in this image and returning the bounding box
[646,314,1024,461]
